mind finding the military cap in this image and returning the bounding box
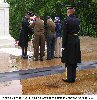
[55,16,60,20]
[66,5,75,10]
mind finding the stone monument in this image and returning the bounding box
[0,0,13,40]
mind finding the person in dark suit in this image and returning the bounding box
[62,7,81,83]
[18,11,32,59]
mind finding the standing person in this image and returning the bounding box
[46,16,56,60]
[62,7,81,83]
[33,16,45,61]
[18,11,32,59]
[54,17,62,58]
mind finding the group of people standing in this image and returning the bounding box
[18,6,81,83]
[18,12,62,61]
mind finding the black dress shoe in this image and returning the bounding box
[62,78,75,83]
[54,56,58,58]
[46,58,51,60]
[59,57,61,58]
[23,56,28,59]
[40,57,43,61]
[72,79,75,82]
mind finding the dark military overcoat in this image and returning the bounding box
[18,17,31,47]
[62,14,81,65]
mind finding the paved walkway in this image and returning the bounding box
[0,61,97,82]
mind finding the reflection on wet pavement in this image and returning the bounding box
[1,62,97,82]
[18,58,63,70]
[0,52,19,73]
[0,65,65,82]
[0,80,22,95]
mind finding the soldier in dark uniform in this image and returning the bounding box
[33,16,45,61]
[62,7,81,83]
[18,11,32,59]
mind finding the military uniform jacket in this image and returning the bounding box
[62,14,81,64]
[46,19,56,35]
[34,19,45,35]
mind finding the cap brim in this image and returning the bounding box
[66,5,75,10]
[67,7,74,10]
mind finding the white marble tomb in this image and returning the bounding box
[0,0,13,40]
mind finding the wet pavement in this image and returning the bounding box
[0,37,97,95]
[0,62,97,82]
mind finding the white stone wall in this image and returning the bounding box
[0,9,4,36]
[0,0,4,3]
[0,2,13,40]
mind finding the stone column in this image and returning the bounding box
[0,1,13,40]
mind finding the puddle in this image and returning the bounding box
[0,80,22,95]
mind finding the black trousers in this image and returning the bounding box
[22,47,27,57]
[65,64,77,81]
